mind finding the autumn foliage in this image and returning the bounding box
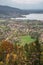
[0,38,42,65]
[1,40,14,53]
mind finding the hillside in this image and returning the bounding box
[0,5,43,18]
[0,5,29,18]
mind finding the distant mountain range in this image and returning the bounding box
[0,5,43,18]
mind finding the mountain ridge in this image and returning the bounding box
[0,5,43,18]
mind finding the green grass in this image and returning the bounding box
[20,35,35,46]
[0,26,9,30]
[0,20,5,22]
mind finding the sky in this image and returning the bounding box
[0,0,43,10]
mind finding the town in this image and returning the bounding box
[0,18,43,65]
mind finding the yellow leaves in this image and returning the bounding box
[6,53,18,63]
[6,53,10,62]
[33,43,36,46]
[13,54,17,60]
[0,61,4,65]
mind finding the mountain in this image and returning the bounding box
[0,5,29,18]
[0,5,43,18]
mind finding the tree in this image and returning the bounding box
[34,37,41,65]
[0,40,14,62]
[1,40,14,53]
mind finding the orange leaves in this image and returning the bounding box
[1,40,14,53]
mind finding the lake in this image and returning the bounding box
[15,13,43,20]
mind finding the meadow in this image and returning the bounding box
[20,35,35,46]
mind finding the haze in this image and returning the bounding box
[0,0,43,9]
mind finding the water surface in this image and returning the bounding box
[15,14,43,20]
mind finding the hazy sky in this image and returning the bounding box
[0,0,43,9]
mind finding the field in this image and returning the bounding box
[20,35,35,46]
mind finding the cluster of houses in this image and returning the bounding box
[0,19,43,43]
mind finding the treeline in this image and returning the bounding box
[0,37,43,65]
